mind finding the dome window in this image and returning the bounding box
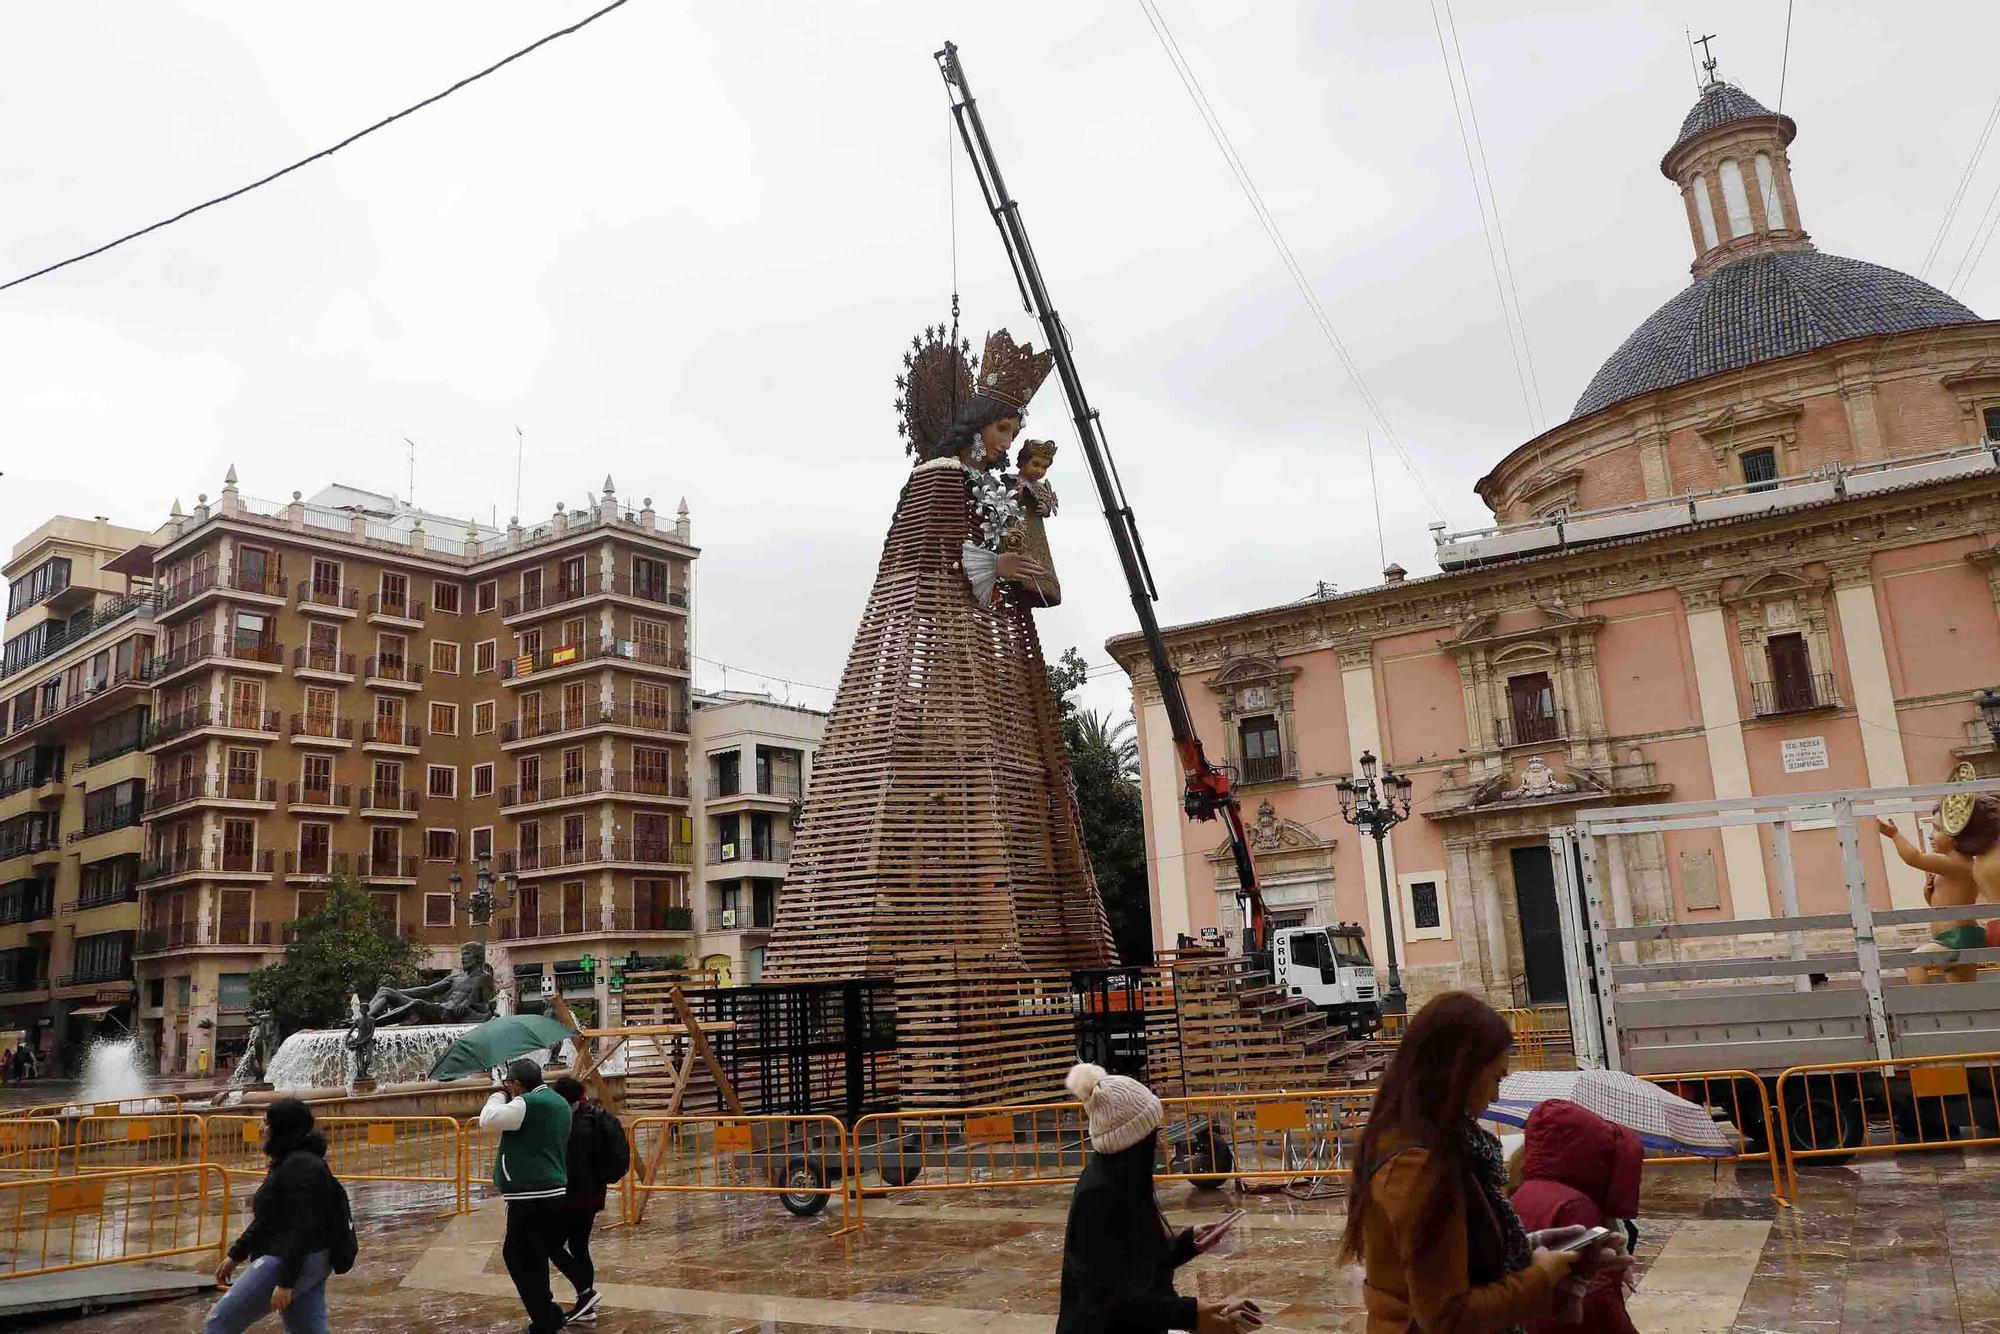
[1753,153,1787,228]
[1740,446,1779,490]
[1719,159,1755,238]
[1691,173,1721,250]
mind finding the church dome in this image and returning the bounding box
[1572,250,1978,419]
[1660,82,1795,177]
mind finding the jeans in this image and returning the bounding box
[502,1197,570,1333]
[551,1201,597,1294]
[204,1251,331,1334]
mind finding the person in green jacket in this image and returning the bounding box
[479,1058,573,1334]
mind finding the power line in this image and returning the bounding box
[1918,96,2000,281]
[1429,0,1543,431]
[1135,0,1447,522]
[0,0,637,295]
[1775,0,1796,114]
[1946,171,2000,297]
[691,653,834,696]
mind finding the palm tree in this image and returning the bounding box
[1070,708,1139,781]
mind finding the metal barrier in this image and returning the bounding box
[1638,1070,1785,1202]
[0,1119,65,1179]
[25,1093,184,1120]
[64,1113,205,1175]
[623,1114,854,1234]
[1373,1008,1572,1070]
[1776,1051,2000,1198]
[205,1114,464,1209]
[0,1163,230,1280]
[847,1088,1375,1226]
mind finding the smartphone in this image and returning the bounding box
[1553,1226,1612,1254]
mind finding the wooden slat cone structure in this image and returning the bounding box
[763,457,1117,1105]
[1164,953,1390,1095]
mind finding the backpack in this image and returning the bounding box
[590,1106,630,1186]
[325,1172,359,1274]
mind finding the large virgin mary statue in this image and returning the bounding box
[762,326,1117,986]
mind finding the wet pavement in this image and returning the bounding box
[41,1154,2000,1332]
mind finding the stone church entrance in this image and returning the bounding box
[1509,845,1567,1005]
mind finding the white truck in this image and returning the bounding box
[1551,777,2000,1160]
[1270,922,1382,1038]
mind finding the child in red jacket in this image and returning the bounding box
[1510,1099,1641,1334]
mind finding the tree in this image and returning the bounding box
[247,876,426,1035]
[1049,648,1154,965]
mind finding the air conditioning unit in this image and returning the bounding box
[721,908,737,928]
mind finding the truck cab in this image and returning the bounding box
[1272,923,1381,1037]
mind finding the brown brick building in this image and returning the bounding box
[3,472,700,1074]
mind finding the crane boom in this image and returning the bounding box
[935,40,1270,955]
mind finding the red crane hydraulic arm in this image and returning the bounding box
[935,41,1271,956]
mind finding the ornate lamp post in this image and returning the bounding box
[1979,687,2000,749]
[1335,750,1414,1016]
[447,849,517,951]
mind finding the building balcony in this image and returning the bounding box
[295,584,359,618]
[499,637,689,686]
[705,840,792,868]
[288,712,356,746]
[285,781,351,813]
[498,902,695,942]
[0,894,56,927]
[706,905,776,933]
[356,853,419,882]
[143,777,278,819]
[500,701,689,748]
[138,918,280,955]
[64,885,140,915]
[498,769,691,813]
[1232,751,1297,786]
[66,809,145,843]
[363,656,424,691]
[292,647,356,682]
[137,922,200,954]
[365,593,426,628]
[357,786,421,817]
[154,566,287,620]
[56,962,135,990]
[0,834,64,871]
[705,774,804,801]
[213,917,279,948]
[146,705,283,752]
[0,767,64,804]
[82,730,150,770]
[498,839,693,878]
[139,848,275,883]
[1752,674,1841,718]
[361,721,422,753]
[1,668,151,748]
[501,572,690,624]
[142,636,284,685]
[0,976,50,1001]
[1496,708,1569,749]
[284,850,350,882]
[0,592,153,689]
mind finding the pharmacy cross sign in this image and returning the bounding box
[577,953,596,973]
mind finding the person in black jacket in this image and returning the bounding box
[207,1098,337,1334]
[550,1076,605,1324]
[1057,1064,1262,1334]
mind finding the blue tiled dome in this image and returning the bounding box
[1660,83,1795,177]
[1571,251,1979,420]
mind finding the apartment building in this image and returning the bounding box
[0,517,158,1070]
[0,472,699,1073]
[689,692,822,987]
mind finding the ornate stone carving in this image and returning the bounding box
[1501,756,1577,801]
[1696,398,1804,472]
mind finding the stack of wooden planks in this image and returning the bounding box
[1165,954,1389,1095]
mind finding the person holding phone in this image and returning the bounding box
[1338,992,1627,1334]
[1056,1063,1262,1333]
[1510,1100,1641,1334]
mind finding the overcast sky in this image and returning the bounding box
[4,2,1998,720]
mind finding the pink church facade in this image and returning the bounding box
[1111,81,2000,1007]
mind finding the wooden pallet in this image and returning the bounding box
[760,459,1117,1104]
[1164,955,1388,1095]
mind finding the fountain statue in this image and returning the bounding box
[238,1008,280,1088]
[343,988,379,1089]
[365,942,498,1025]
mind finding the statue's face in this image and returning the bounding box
[461,943,482,969]
[1018,452,1050,484]
[978,417,1021,466]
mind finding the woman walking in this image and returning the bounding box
[207,1098,338,1334]
[1339,992,1623,1333]
[1056,1062,1261,1334]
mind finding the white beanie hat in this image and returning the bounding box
[1066,1062,1162,1154]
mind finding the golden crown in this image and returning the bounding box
[973,328,1055,411]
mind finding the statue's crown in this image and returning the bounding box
[973,328,1054,411]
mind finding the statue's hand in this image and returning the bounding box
[995,552,1046,583]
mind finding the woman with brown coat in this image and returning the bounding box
[1339,992,1624,1333]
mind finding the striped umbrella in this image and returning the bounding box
[1482,1068,1734,1157]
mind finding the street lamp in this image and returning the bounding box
[447,849,518,950]
[1335,750,1414,1016]
[1979,687,2000,749]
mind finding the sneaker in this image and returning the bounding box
[566,1289,600,1324]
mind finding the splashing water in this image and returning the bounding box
[262,1024,475,1091]
[75,1037,160,1113]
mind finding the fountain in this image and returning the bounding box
[259,1023,473,1091]
[60,1036,171,1115]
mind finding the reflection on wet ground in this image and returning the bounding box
[45,1154,2000,1332]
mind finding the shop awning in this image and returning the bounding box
[69,1004,119,1020]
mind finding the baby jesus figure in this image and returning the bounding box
[1879,810,1988,984]
[1002,439,1062,608]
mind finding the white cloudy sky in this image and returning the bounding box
[4,2,1998,720]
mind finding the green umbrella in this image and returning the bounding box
[427,1014,579,1082]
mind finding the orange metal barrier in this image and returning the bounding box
[1638,1070,1785,1203]
[1373,1008,1571,1070]
[623,1114,853,1235]
[1776,1051,2000,1198]
[64,1114,205,1175]
[847,1088,1374,1226]
[25,1093,184,1120]
[0,1119,64,1179]
[0,1163,230,1281]
[205,1115,463,1209]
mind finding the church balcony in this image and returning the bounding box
[1496,709,1569,749]
[1751,674,1840,718]
[1233,752,1297,786]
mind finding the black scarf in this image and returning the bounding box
[1464,1119,1533,1334]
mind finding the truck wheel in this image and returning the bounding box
[1784,1084,1864,1163]
[779,1159,831,1216]
[877,1144,924,1188]
[1172,1138,1236,1189]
